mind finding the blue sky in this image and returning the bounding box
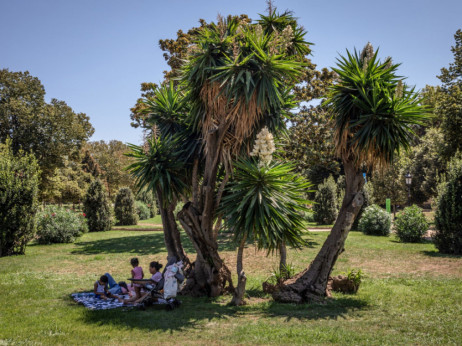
[1,0,461,144]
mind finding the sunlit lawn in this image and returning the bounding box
[0,229,461,344]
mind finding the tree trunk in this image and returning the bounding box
[177,126,234,297]
[156,188,190,267]
[279,242,287,276]
[231,235,247,306]
[273,160,365,303]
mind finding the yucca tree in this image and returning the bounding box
[127,83,197,265]
[220,158,312,305]
[274,43,428,303]
[177,14,308,297]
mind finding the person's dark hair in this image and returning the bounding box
[100,275,108,283]
[118,281,128,290]
[150,261,163,271]
[130,257,139,267]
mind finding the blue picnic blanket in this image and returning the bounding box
[71,292,130,310]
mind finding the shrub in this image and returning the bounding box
[136,189,158,217]
[114,187,138,225]
[83,179,112,232]
[352,182,375,231]
[434,154,462,254]
[313,175,338,224]
[394,205,428,243]
[36,206,87,244]
[358,204,391,236]
[0,141,40,256]
[135,200,150,220]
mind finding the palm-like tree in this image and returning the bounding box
[126,83,196,265]
[274,44,428,303]
[219,159,312,305]
[177,15,308,297]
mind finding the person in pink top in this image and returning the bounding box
[131,261,163,305]
[122,257,144,304]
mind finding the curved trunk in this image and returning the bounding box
[177,127,233,297]
[231,234,247,306]
[273,160,365,303]
[156,188,190,267]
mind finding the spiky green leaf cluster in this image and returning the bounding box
[219,159,313,252]
[326,49,428,167]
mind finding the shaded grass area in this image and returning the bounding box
[1,231,461,344]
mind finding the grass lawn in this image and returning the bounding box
[1,230,461,344]
[111,215,163,231]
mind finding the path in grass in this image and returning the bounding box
[0,230,461,344]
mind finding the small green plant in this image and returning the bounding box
[267,263,297,285]
[359,204,391,236]
[345,268,363,288]
[394,205,428,243]
[36,206,87,244]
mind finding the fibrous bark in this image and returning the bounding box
[231,235,247,306]
[273,160,364,303]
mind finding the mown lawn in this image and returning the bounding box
[0,230,461,345]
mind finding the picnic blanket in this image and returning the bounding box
[71,292,130,310]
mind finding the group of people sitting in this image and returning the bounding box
[93,257,181,305]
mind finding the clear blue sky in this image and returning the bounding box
[1,0,461,145]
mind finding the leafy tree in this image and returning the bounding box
[274,44,428,303]
[0,69,94,199]
[282,105,340,185]
[114,187,138,225]
[436,29,462,159]
[0,140,40,256]
[313,175,338,224]
[370,156,408,213]
[434,154,462,254]
[86,140,134,198]
[83,179,112,232]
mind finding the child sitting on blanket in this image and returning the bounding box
[94,275,122,301]
[125,261,163,305]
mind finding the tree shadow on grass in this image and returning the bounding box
[421,250,462,258]
[71,231,238,256]
[75,293,369,332]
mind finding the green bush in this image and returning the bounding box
[135,200,150,220]
[352,182,374,230]
[114,187,138,225]
[359,204,391,236]
[136,189,158,217]
[394,205,428,243]
[313,175,338,224]
[434,154,462,254]
[36,206,87,244]
[83,179,112,232]
[0,141,40,256]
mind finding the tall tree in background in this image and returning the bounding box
[437,29,462,159]
[274,44,428,303]
[0,69,94,200]
[86,140,135,198]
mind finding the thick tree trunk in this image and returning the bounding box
[156,188,190,267]
[177,126,233,297]
[231,235,247,306]
[273,160,365,303]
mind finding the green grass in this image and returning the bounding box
[0,230,461,344]
[111,215,163,230]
